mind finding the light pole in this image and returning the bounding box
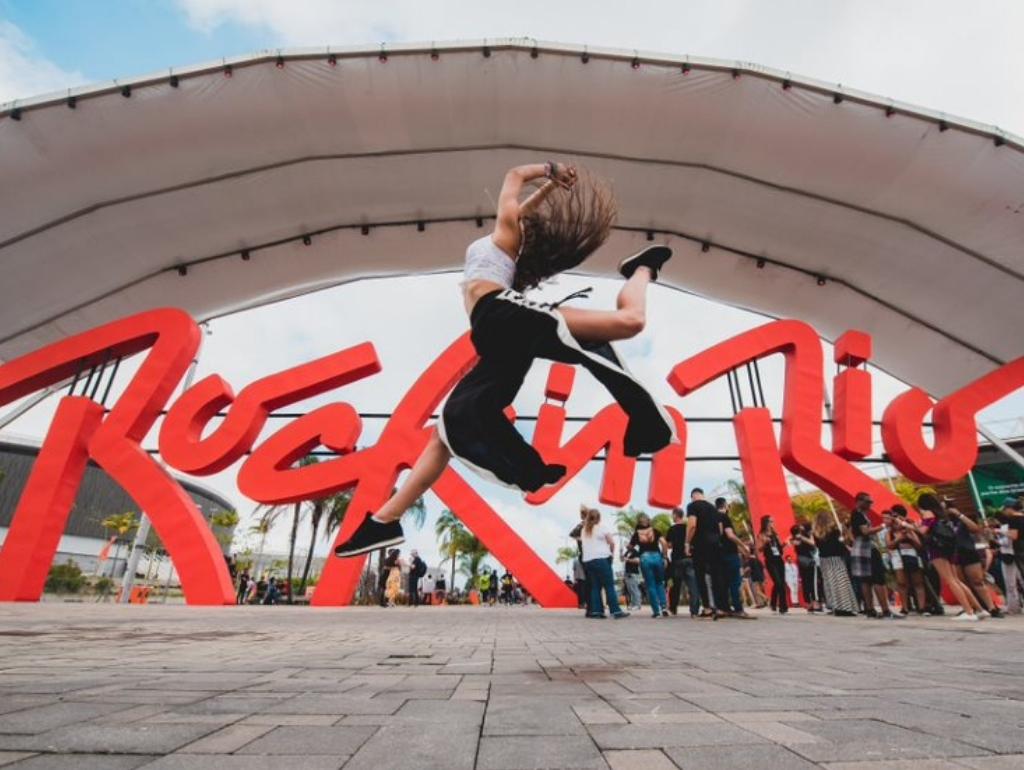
[119,323,212,603]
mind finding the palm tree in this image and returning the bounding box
[248,517,274,577]
[277,457,324,601]
[321,493,351,543]
[209,509,240,550]
[436,509,469,592]
[100,511,138,538]
[791,491,831,524]
[651,512,672,536]
[251,503,290,578]
[614,507,669,537]
[456,534,489,589]
[555,546,577,566]
[892,478,937,508]
[100,512,138,577]
[614,507,642,537]
[724,479,755,539]
[298,490,352,596]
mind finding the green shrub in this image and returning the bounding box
[45,561,85,594]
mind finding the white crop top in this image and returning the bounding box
[462,235,517,289]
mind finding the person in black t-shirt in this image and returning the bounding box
[717,498,754,618]
[757,515,788,614]
[789,522,822,612]
[685,487,728,618]
[744,546,768,608]
[950,507,1000,617]
[665,508,700,616]
[628,513,669,617]
[848,492,901,619]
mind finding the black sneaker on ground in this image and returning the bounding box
[333,513,404,558]
[618,246,673,281]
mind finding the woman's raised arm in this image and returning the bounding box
[493,162,575,255]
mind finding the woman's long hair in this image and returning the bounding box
[812,510,836,541]
[635,513,651,530]
[917,493,942,517]
[582,507,602,537]
[759,515,774,535]
[512,170,617,292]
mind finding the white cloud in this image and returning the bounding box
[0,21,85,104]
[174,0,1024,134]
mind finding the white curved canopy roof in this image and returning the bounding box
[1,39,1021,396]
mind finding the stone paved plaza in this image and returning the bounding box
[0,603,1021,770]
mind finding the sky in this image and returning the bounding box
[0,1,1021,582]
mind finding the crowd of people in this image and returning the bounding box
[233,572,286,605]
[231,488,1023,618]
[375,549,529,607]
[567,488,1024,621]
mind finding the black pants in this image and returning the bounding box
[408,575,420,606]
[379,568,392,606]
[693,549,728,612]
[438,290,675,492]
[668,558,699,615]
[798,559,821,606]
[765,557,788,612]
[574,577,589,611]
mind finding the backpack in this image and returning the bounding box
[927,518,957,554]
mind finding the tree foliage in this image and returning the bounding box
[46,561,85,594]
[456,534,490,587]
[100,512,138,540]
[555,546,577,565]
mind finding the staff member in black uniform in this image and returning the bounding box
[685,488,728,619]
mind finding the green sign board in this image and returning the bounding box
[972,461,1024,507]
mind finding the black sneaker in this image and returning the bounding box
[333,513,404,557]
[538,463,567,489]
[618,246,673,281]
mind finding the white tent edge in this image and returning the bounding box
[2,38,1020,151]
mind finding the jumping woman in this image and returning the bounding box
[335,161,677,556]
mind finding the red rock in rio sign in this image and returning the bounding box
[0,308,1020,607]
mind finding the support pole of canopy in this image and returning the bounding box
[977,425,1024,474]
[0,379,73,431]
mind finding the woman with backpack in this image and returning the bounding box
[916,493,983,621]
[628,513,669,617]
